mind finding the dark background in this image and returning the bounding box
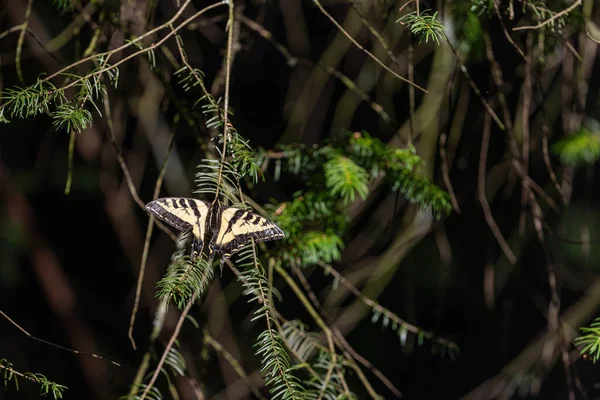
[1,0,600,399]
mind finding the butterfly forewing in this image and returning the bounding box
[145,198,210,250]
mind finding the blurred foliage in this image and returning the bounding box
[553,124,600,167]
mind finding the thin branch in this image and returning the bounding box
[586,25,600,44]
[204,330,268,400]
[317,261,458,349]
[275,264,382,400]
[0,1,224,115]
[478,113,517,265]
[439,132,460,213]
[64,129,76,194]
[312,0,429,94]
[346,0,409,75]
[443,34,505,131]
[128,120,177,349]
[214,0,235,200]
[291,264,402,398]
[542,124,566,204]
[15,0,33,84]
[238,14,393,125]
[287,267,347,400]
[0,24,24,42]
[407,42,415,143]
[518,35,532,236]
[139,291,198,400]
[102,92,178,242]
[513,0,582,31]
[0,309,120,366]
[492,0,526,59]
[45,0,193,82]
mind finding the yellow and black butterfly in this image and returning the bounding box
[145,198,284,260]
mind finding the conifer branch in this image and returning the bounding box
[397,9,446,45]
[275,264,387,399]
[0,1,224,123]
[575,317,600,362]
[291,265,402,397]
[279,319,355,399]
[0,360,67,399]
[317,262,459,354]
[236,247,306,399]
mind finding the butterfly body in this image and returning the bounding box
[145,197,285,261]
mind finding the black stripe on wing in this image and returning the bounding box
[145,198,193,232]
[218,210,285,259]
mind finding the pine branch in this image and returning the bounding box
[575,317,600,362]
[0,359,68,399]
[156,252,214,310]
[236,248,307,399]
[318,262,459,356]
[281,321,355,400]
[0,1,224,129]
[324,155,369,204]
[397,10,446,45]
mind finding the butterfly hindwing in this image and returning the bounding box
[145,198,210,253]
[211,206,285,259]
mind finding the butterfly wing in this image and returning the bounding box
[210,206,285,259]
[145,198,210,256]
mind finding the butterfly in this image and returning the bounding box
[145,198,285,260]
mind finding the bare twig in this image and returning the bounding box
[518,35,532,235]
[128,120,177,349]
[291,265,402,398]
[513,0,582,31]
[0,309,120,366]
[478,113,517,265]
[492,0,526,59]
[312,0,428,94]
[139,291,198,400]
[238,15,393,126]
[439,132,460,213]
[318,261,457,349]
[443,34,505,130]
[102,92,177,242]
[214,0,236,200]
[542,124,567,204]
[15,0,33,84]
[275,264,383,400]
[204,330,268,400]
